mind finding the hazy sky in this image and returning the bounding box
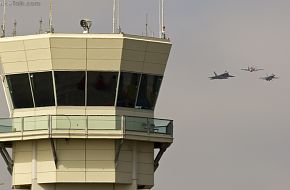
[1,0,290,190]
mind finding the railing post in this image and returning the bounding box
[121,115,126,135]
[48,115,50,138]
[86,115,88,138]
[147,117,150,135]
[21,117,24,140]
[169,120,173,137]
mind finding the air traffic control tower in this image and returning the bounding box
[0,21,173,190]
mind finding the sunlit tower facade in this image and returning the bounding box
[0,32,173,190]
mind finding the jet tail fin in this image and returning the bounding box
[214,72,217,76]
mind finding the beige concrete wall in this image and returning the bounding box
[85,139,116,183]
[0,33,171,75]
[121,39,171,75]
[50,37,123,71]
[116,140,154,186]
[32,183,135,190]
[12,107,153,118]
[53,139,116,183]
[12,139,155,188]
[116,141,133,184]
[37,140,56,183]
[121,39,147,74]
[0,38,52,75]
[0,40,27,74]
[137,142,154,186]
[13,107,56,118]
[13,141,33,185]
[87,38,123,71]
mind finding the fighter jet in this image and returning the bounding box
[260,74,278,81]
[209,71,235,80]
[241,66,263,72]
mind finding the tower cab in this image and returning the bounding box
[0,33,173,190]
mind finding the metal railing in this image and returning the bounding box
[0,115,173,137]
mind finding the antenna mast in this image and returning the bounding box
[113,0,116,33]
[12,20,17,37]
[113,0,120,33]
[49,0,54,33]
[39,18,43,34]
[1,0,6,37]
[117,0,120,33]
[145,14,148,37]
[159,0,166,38]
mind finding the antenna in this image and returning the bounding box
[49,0,54,33]
[12,20,17,37]
[39,18,43,34]
[113,0,120,33]
[145,14,154,37]
[1,0,6,37]
[145,14,148,37]
[117,0,121,33]
[113,0,116,33]
[159,0,166,38]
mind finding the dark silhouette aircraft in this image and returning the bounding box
[260,74,278,81]
[241,66,263,72]
[209,71,235,80]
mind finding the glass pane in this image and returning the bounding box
[23,116,49,131]
[6,74,34,108]
[30,72,55,107]
[54,71,85,106]
[125,116,148,132]
[51,115,86,130]
[87,72,118,106]
[148,118,172,135]
[12,118,23,132]
[117,72,140,108]
[0,118,13,133]
[0,118,25,133]
[88,116,121,130]
[136,75,163,110]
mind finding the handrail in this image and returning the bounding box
[0,115,173,137]
[0,114,173,122]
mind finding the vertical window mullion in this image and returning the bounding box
[52,71,58,107]
[85,70,88,107]
[134,73,142,108]
[114,71,121,107]
[28,73,36,108]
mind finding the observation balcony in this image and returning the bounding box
[0,115,173,143]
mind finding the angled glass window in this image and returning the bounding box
[87,71,118,106]
[117,72,141,108]
[54,71,85,106]
[136,75,163,110]
[6,73,34,108]
[30,72,55,107]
